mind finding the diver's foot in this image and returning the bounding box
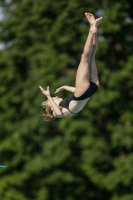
[85,12,103,27]
[85,12,97,33]
[95,17,103,26]
[85,12,95,25]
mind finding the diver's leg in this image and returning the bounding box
[89,32,99,86]
[75,13,102,96]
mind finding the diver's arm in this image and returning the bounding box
[55,85,75,93]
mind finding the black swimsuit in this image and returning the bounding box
[59,81,98,114]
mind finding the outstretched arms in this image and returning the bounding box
[55,85,75,93]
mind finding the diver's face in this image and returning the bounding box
[52,96,63,106]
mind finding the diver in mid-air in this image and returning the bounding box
[39,13,102,121]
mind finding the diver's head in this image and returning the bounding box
[42,96,63,122]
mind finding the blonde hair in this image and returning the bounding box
[41,100,55,122]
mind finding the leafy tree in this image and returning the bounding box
[0,0,133,200]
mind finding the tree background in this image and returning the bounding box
[0,0,133,200]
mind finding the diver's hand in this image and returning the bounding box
[39,86,51,97]
[55,86,65,93]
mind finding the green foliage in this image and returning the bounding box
[0,0,133,200]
